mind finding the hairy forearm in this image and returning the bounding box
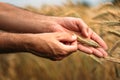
[0,2,51,33]
[0,31,29,53]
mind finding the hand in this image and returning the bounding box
[25,32,77,61]
[43,17,108,57]
[77,28,108,57]
[0,3,107,57]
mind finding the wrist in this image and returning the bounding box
[12,33,33,52]
[0,32,32,52]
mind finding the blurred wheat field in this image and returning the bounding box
[0,1,120,80]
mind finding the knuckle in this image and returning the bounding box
[76,18,82,22]
[63,32,69,35]
[64,17,80,21]
[74,46,78,51]
[50,57,63,61]
[61,50,68,55]
[64,17,74,19]
[89,28,93,32]
[58,49,68,55]
[59,47,67,54]
[60,32,67,35]
[63,51,67,55]
[56,58,63,61]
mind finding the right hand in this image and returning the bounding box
[24,32,77,61]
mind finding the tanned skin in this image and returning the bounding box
[0,2,108,60]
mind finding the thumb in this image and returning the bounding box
[81,27,89,37]
[76,19,89,37]
[58,33,77,42]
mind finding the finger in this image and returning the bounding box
[59,40,78,54]
[91,32,108,50]
[81,27,89,38]
[78,44,93,54]
[90,47,103,57]
[76,18,89,37]
[97,48,108,57]
[87,28,93,38]
[57,32,77,42]
[65,40,78,53]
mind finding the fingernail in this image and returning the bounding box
[103,51,108,57]
[72,34,77,40]
[83,29,88,37]
[89,50,93,54]
[97,52,103,58]
[85,32,88,37]
[105,46,108,50]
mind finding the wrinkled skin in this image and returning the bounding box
[0,2,108,59]
[25,32,77,61]
[39,17,108,57]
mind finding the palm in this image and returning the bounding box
[53,17,108,57]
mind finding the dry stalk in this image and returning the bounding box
[93,12,111,20]
[70,31,100,48]
[108,30,120,37]
[101,21,120,26]
[108,40,120,55]
[77,36,99,48]
[77,35,120,64]
[104,56,120,64]
[93,10,120,20]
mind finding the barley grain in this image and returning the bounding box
[108,40,120,55]
[108,30,120,37]
[77,35,120,64]
[77,36,100,48]
[104,56,120,64]
[102,21,120,26]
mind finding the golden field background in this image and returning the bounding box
[0,1,120,80]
